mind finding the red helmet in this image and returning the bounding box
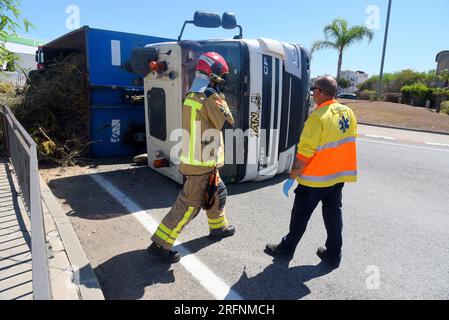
[196,52,229,83]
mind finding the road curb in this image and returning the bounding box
[40,176,105,300]
[358,122,449,136]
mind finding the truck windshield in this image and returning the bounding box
[201,41,248,183]
[200,41,244,125]
[180,40,248,182]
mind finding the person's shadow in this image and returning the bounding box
[94,249,175,300]
[92,236,218,300]
[225,259,335,300]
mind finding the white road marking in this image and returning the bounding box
[90,173,243,301]
[425,142,449,148]
[359,138,449,153]
[365,135,396,140]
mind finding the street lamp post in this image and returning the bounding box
[377,0,393,98]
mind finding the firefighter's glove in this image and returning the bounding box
[220,106,235,128]
[283,179,295,198]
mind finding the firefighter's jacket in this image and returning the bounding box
[296,99,358,188]
[179,88,235,176]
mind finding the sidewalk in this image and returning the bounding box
[0,162,33,300]
[358,124,449,147]
[0,160,104,300]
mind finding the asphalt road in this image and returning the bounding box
[44,135,449,300]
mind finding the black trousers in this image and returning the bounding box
[283,183,344,258]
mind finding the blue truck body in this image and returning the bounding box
[45,26,173,157]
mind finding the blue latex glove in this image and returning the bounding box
[283,179,295,198]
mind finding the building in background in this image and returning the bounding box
[1,35,47,86]
[340,70,369,93]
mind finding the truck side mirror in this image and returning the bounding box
[193,11,222,28]
[222,12,237,29]
[222,12,243,39]
[178,11,222,42]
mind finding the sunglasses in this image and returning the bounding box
[311,86,323,92]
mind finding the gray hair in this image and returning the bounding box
[315,76,338,97]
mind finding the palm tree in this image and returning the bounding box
[311,18,374,81]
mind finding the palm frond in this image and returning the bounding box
[344,25,374,48]
[310,40,338,56]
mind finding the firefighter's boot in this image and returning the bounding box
[209,225,236,241]
[147,242,181,264]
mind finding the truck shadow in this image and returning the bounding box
[46,165,286,221]
[225,260,335,300]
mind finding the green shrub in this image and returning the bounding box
[358,69,435,93]
[358,90,377,101]
[431,87,449,100]
[401,85,413,104]
[401,84,430,107]
[383,92,401,103]
[429,88,449,109]
[440,101,449,115]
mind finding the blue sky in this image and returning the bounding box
[17,0,449,78]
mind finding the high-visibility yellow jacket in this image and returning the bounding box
[179,88,234,176]
[296,99,358,188]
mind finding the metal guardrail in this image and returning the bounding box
[0,104,52,300]
[0,72,27,87]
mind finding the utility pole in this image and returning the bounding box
[377,0,393,98]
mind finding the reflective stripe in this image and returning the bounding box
[208,214,227,230]
[210,221,227,230]
[180,156,218,167]
[209,219,228,230]
[316,137,356,152]
[155,224,176,244]
[208,216,226,224]
[158,223,172,236]
[189,108,197,163]
[182,96,220,167]
[184,98,202,110]
[169,207,195,243]
[200,55,216,66]
[155,229,169,241]
[301,170,358,182]
[184,97,203,164]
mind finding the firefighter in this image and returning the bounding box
[147,52,236,264]
[265,76,358,269]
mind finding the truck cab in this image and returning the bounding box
[129,12,311,184]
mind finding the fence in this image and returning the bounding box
[0,104,52,300]
[0,72,27,87]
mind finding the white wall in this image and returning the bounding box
[2,42,37,72]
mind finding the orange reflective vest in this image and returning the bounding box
[296,99,358,188]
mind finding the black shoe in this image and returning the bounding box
[264,242,294,260]
[316,247,341,269]
[147,242,181,264]
[209,226,236,241]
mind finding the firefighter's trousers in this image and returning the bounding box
[152,173,229,250]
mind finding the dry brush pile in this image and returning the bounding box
[1,54,91,166]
